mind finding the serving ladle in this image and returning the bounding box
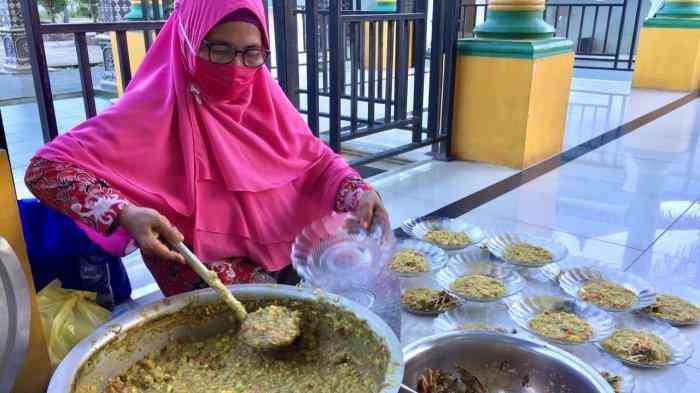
[173,242,302,350]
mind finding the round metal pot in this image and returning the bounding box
[48,284,404,393]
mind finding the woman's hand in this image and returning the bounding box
[117,205,185,264]
[354,190,391,235]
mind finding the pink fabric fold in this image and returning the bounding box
[36,0,357,271]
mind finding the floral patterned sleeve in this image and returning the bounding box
[24,157,129,235]
[334,176,373,213]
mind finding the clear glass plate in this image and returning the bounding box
[291,213,395,299]
[540,256,616,282]
[402,217,484,251]
[486,233,569,268]
[559,267,656,312]
[595,315,694,368]
[436,259,525,303]
[389,239,448,278]
[507,295,616,346]
[400,289,458,317]
[637,285,700,326]
[433,305,518,335]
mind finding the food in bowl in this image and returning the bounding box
[449,274,506,300]
[100,299,389,393]
[425,229,471,248]
[579,280,637,311]
[528,310,593,343]
[417,364,487,393]
[641,294,700,324]
[390,250,430,273]
[503,243,553,266]
[599,371,624,393]
[601,329,672,365]
[401,288,457,313]
[239,305,301,349]
[457,323,517,334]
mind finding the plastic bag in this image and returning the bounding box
[37,279,111,368]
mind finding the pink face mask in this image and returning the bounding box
[192,56,259,101]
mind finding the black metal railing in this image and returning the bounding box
[279,0,458,165]
[21,0,167,142]
[457,0,645,70]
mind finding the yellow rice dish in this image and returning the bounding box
[449,274,506,300]
[528,311,593,343]
[390,250,430,273]
[601,329,672,365]
[579,280,637,311]
[425,229,471,248]
[641,294,700,324]
[503,243,553,266]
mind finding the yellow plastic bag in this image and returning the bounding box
[37,279,111,368]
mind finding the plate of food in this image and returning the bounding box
[595,316,694,368]
[433,307,518,335]
[639,293,700,326]
[400,287,458,316]
[540,257,617,283]
[559,267,656,312]
[388,239,448,277]
[486,233,568,268]
[402,217,484,251]
[508,295,615,345]
[436,260,525,303]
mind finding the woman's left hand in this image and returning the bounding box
[354,190,391,234]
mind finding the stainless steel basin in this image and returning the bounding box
[403,331,614,393]
[48,284,404,393]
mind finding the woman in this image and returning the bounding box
[25,0,388,296]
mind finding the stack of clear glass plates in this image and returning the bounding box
[291,212,396,309]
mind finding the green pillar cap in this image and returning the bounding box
[474,10,555,40]
[655,1,700,19]
[125,1,144,21]
[373,0,397,12]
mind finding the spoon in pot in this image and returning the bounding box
[173,242,302,350]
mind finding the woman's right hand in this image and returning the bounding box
[117,205,185,264]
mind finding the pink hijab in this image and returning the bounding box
[36,0,357,271]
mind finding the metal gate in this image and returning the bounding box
[275,0,459,165]
[457,0,645,70]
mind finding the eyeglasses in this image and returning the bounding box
[200,40,269,67]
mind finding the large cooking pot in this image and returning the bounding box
[403,331,614,393]
[48,284,404,393]
[0,237,31,391]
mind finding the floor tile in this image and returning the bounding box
[371,160,516,213]
[644,203,700,268]
[467,165,686,251]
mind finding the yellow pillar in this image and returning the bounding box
[1,150,53,393]
[451,0,574,169]
[632,0,700,91]
[112,0,149,96]
[362,22,414,70]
